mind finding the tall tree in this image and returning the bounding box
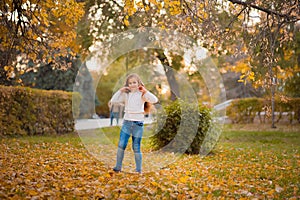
[0,0,85,85]
[77,1,299,106]
[224,0,299,127]
[21,55,81,91]
[81,0,213,101]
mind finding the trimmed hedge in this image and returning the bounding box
[227,97,300,124]
[0,85,81,136]
[150,99,212,155]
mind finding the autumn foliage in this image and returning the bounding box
[0,0,85,85]
[0,127,299,199]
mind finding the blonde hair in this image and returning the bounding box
[124,73,144,87]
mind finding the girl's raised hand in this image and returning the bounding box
[138,86,147,94]
[120,87,131,93]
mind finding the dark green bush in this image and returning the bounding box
[0,85,81,136]
[150,99,212,155]
[227,98,263,123]
[227,97,300,124]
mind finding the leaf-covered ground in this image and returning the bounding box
[0,125,299,199]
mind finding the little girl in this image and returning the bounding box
[110,73,158,173]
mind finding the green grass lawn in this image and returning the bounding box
[0,124,299,199]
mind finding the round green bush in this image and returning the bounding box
[150,99,212,155]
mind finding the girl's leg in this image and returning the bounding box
[114,121,131,171]
[132,121,144,173]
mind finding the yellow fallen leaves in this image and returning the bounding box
[179,175,189,184]
[0,136,299,199]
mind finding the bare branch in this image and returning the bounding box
[227,0,300,22]
[227,6,247,28]
[182,0,204,22]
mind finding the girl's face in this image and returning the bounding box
[127,77,139,90]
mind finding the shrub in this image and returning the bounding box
[227,97,300,124]
[0,85,81,136]
[150,99,212,155]
[227,98,264,123]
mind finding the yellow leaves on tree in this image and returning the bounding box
[226,58,255,85]
[124,0,137,17]
[43,0,85,55]
[122,0,210,31]
[124,15,130,27]
[123,0,182,23]
[224,50,298,88]
[3,66,15,79]
[167,0,182,16]
[276,65,296,80]
[1,0,85,62]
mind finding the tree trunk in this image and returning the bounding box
[0,50,13,86]
[155,49,180,101]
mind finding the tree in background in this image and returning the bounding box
[0,0,85,85]
[73,62,100,118]
[80,1,259,103]
[84,0,210,102]
[224,0,299,127]
[21,58,100,118]
[2,0,298,120]
[120,0,299,127]
[0,0,102,118]
[21,55,81,91]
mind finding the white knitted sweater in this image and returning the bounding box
[110,89,158,121]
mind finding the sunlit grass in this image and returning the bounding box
[8,124,300,153]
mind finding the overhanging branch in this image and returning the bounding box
[227,0,300,22]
